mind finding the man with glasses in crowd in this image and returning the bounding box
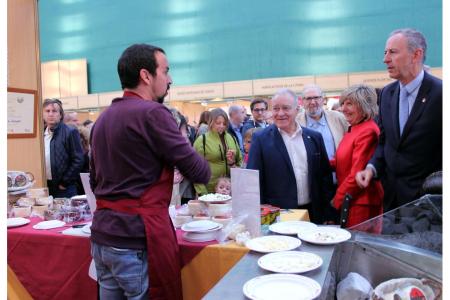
[247,88,336,224]
[242,98,269,135]
[297,84,348,161]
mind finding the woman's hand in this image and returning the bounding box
[173,169,184,184]
[330,198,335,209]
[226,149,236,165]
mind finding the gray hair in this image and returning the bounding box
[339,84,378,120]
[64,111,77,123]
[301,84,324,98]
[228,105,242,116]
[390,28,427,63]
[272,88,298,108]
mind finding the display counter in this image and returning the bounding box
[204,195,442,299]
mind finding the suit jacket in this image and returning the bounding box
[297,110,349,151]
[242,119,267,136]
[227,123,244,153]
[370,71,442,210]
[247,124,336,224]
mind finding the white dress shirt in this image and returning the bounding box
[44,127,53,180]
[279,122,310,205]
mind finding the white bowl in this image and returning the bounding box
[182,231,218,242]
[212,216,232,227]
[208,203,232,217]
[188,200,206,216]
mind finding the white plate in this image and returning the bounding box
[32,220,66,230]
[82,222,92,234]
[7,217,31,228]
[269,221,318,235]
[198,193,232,203]
[61,227,90,237]
[297,227,351,245]
[243,274,322,300]
[181,220,223,232]
[182,231,218,242]
[245,236,302,253]
[258,251,323,274]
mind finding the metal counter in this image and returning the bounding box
[203,241,336,299]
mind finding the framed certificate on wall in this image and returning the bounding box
[7,87,38,138]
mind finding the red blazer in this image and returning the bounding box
[330,120,383,210]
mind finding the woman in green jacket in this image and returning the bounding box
[193,108,243,195]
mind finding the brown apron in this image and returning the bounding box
[97,167,182,300]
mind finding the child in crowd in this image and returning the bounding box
[215,177,231,196]
[242,127,262,168]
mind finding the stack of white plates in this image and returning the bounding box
[181,220,223,242]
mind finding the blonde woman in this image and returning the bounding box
[330,84,383,229]
[193,108,242,195]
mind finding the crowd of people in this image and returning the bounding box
[39,28,441,299]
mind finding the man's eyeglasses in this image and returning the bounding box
[272,105,294,113]
[253,108,266,113]
[303,96,322,102]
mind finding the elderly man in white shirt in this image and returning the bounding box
[247,88,337,224]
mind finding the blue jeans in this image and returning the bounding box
[91,242,149,300]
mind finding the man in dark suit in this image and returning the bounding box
[247,88,337,224]
[356,28,442,211]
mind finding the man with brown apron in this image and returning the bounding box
[89,44,210,300]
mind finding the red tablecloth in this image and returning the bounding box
[7,218,216,300]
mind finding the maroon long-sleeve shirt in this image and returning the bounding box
[90,95,210,248]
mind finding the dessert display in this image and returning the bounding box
[173,193,234,228]
[198,193,232,203]
[8,190,91,223]
[11,205,32,218]
[261,204,280,225]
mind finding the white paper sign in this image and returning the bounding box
[80,173,97,213]
[231,168,261,238]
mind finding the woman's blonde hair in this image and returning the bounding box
[339,84,378,120]
[208,108,229,130]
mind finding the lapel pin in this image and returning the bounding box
[307,135,311,139]
[422,98,426,103]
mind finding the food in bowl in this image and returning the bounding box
[198,193,232,203]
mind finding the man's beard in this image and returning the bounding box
[157,96,165,104]
[157,84,171,104]
[307,107,323,118]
